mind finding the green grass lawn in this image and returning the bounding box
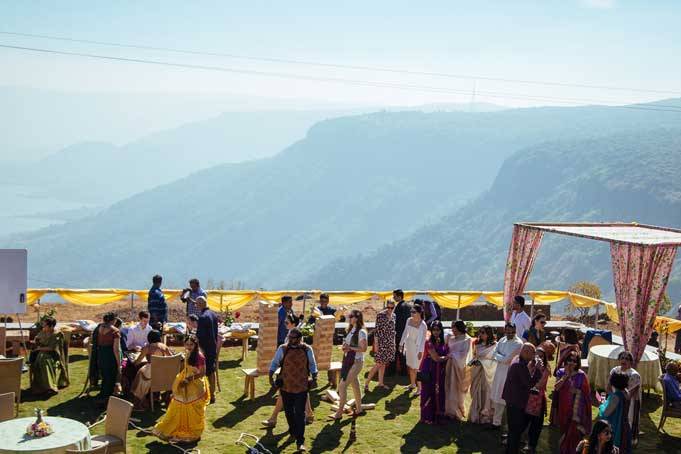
[18,347,681,453]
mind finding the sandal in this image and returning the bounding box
[261,419,276,428]
[352,408,366,417]
[305,415,314,425]
[327,413,343,421]
[377,384,390,390]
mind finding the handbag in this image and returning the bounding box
[416,370,432,384]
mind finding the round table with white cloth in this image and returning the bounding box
[0,417,91,454]
[587,344,662,392]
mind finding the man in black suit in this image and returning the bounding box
[389,289,412,376]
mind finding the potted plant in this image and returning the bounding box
[300,323,314,345]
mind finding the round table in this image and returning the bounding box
[587,344,662,391]
[0,417,91,454]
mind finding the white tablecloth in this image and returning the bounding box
[587,344,662,391]
[0,417,90,454]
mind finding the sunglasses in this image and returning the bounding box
[565,358,578,364]
[410,310,417,314]
[539,320,547,325]
[387,305,395,309]
[349,314,356,319]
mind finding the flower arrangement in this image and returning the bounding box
[26,409,53,438]
[299,322,315,338]
[222,309,242,328]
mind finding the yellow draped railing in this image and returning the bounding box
[25,288,681,333]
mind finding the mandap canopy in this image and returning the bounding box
[503,222,681,365]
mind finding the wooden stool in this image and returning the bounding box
[241,367,280,400]
[327,361,342,389]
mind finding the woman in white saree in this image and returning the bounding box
[468,325,498,424]
[444,320,472,420]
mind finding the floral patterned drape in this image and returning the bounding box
[502,225,544,321]
[610,242,677,365]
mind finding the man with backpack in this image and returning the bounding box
[269,328,318,452]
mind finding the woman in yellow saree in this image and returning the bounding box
[153,335,209,442]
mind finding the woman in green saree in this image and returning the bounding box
[30,316,69,395]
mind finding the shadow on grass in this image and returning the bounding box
[637,393,681,453]
[69,353,88,363]
[384,390,414,420]
[257,428,293,453]
[39,395,107,425]
[144,439,199,453]
[212,392,277,429]
[310,417,353,453]
[218,358,241,370]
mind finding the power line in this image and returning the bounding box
[3,30,681,97]
[2,43,681,114]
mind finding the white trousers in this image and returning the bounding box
[492,401,506,426]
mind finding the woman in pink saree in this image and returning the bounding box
[444,320,472,421]
[554,350,592,454]
[468,325,497,424]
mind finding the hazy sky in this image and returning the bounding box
[2,0,681,107]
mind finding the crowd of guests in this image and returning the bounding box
[271,291,681,453]
[22,280,681,452]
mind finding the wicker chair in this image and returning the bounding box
[0,358,23,415]
[0,392,15,422]
[657,375,681,433]
[149,354,182,411]
[66,443,109,453]
[89,396,133,454]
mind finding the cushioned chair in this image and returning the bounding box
[587,334,611,350]
[149,354,182,411]
[0,392,15,422]
[0,358,23,415]
[657,375,681,433]
[66,443,109,454]
[89,396,132,454]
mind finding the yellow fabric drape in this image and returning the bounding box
[374,291,417,302]
[55,289,131,306]
[653,315,681,334]
[131,290,182,303]
[568,293,605,308]
[324,292,378,306]
[26,290,47,305]
[206,292,257,311]
[259,291,321,303]
[429,292,482,309]
[604,303,619,323]
[482,291,505,307]
[527,290,569,304]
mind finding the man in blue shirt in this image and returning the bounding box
[182,278,207,318]
[269,328,317,452]
[196,295,218,404]
[278,295,294,346]
[147,275,167,327]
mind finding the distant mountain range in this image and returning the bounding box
[302,127,681,312]
[4,98,681,294]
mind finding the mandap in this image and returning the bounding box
[502,222,681,365]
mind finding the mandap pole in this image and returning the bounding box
[129,293,135,320]
[456,295,461,320]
